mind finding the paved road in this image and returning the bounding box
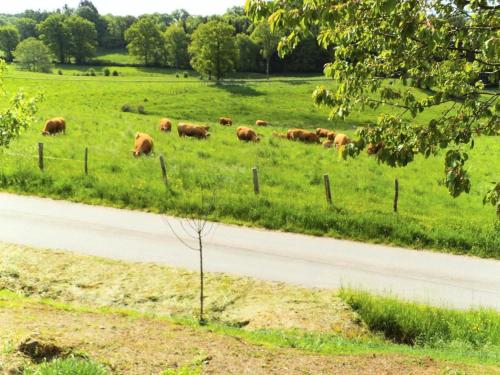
[0,192,499,310]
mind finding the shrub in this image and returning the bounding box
[58,70,63,75]
[103,68,110,76]
[176,73,180,78]
[137,105,146,115]
[121,104,132,113]
[88,68,96,76]
[183,71,189,78]
[112,70,119,76]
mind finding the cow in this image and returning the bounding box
[133,133,154,157]
[256,120,268,126]
[236,126,259,142]
[42,117,66,136]
[159,118,172,132]
[177,123,210,139]
[219,117,233,126]
[287,128,321,144]
[316,128,330,138]
[322,140,334,148]
[334,134,351,147]
[326,131,337,141]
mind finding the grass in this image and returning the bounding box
[23,357,109,375]
[1,64,499,258]
[340,289,500,349]
[1,244,499,369]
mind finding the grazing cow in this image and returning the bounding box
[272,132,288,139]
[334,134,351,147]
[236,126,259,142]
[316,128,330,138]
[287,128,321,144]
[367,142,384,155]
[256,120,268,126]
[322,140,334,148]
[326,131,336,141]
[159,118,172,132]
[219,117,233,126]
[133,133,154,157]
[42,117,66,136]
[177,123,210,139]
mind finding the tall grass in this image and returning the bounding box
[340,289,500,350]
[1,65,499,258]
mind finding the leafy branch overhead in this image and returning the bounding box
[246,0,499,209]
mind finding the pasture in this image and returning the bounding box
[1,65,499,258]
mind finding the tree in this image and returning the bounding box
[251,22,280,79]
[163,23,189,68]
[64,15,97,64]
[125,17,164,66]
[189,21,239,81]
[236,33,260,72]
[164,194,216,325]
[0,59,39,148]
[0,26,20,62]
[15,18,38,40]
[76,0,107,46]
[38,14,70,63]
[13,38,53,73]
[247,0,500,214]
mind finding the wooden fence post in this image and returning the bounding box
[393,178,399,213]
[159,155,168,186]
[38,142,44,171]
[84,147,88,175]
[324,174,332,204]
[252,167,260,195]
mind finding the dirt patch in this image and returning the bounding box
[0,243,364,336]
[18,337,65,363]
[0,300,485,375]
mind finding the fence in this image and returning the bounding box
[3,142,402,211]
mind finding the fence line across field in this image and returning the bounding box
[1,143,402,210]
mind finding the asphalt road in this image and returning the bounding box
[0,192,499,309]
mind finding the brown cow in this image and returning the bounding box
[322,140,334,148]
[287,128,321,144]
[334,134,351,147]
[133,133,154,157]
[42,117,66,136]
[236,126,259,142]
[256,120,268,126]
[326,131,337,141]
[316,128,330,138]
[159,118,172,132]
[219,117,233,126]
[177,123,210,139]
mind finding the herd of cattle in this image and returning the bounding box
[42,116,354,157]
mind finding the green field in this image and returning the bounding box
[1,64,499,258]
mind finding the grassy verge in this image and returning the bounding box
[340,289,500,354]
[23,356,109,375]
[1,243,499,370]
[1,66,499,258]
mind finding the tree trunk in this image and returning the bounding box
[266,57,270,80]
[198,231,205,325]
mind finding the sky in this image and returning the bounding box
[1,0,246,16]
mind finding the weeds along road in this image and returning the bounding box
[1,192,499,310]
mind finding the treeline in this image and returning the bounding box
[0,1,331,74]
